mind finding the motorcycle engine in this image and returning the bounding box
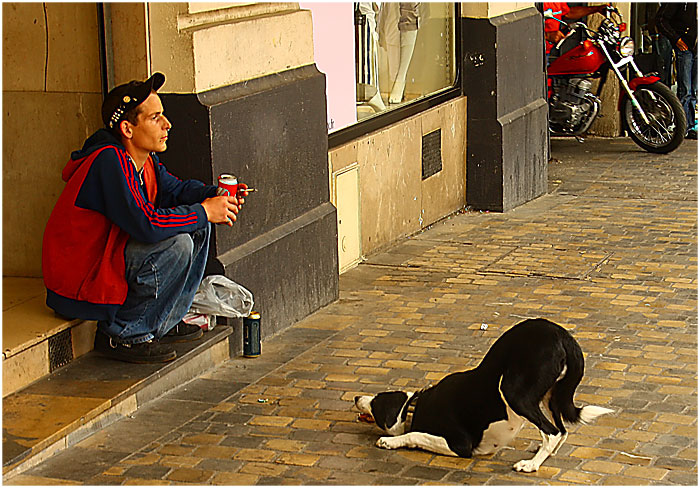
[549,78,599,134]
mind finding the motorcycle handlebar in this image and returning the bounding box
[544,4,617,20]
[545,5,618,44]
[566,21,596,37]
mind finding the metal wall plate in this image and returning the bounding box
[422,129,442,180]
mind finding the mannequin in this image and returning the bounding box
[389,3,420,104]
[355,2,421,111]
[356,3,386,111]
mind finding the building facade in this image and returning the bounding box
[3,2,565,346]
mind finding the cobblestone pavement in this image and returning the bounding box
[10,137,697,485]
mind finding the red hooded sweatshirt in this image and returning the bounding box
[42,129,216,321]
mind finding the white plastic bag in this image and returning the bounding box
[190,275,254,318]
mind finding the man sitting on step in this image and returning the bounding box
[42,73,247,364]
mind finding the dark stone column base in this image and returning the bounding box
[161,65,339,347]
[462,8,549,212]
[219,203,338,344]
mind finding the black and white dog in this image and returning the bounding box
[354,318,613,472]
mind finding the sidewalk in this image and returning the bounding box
[7,137,697,485]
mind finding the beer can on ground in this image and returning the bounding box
[218,174,239,196]
[243,311,261,357]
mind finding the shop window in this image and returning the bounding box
[354,3,456,124]
[301,2,458,135]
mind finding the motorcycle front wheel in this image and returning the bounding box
[623,82,686,154]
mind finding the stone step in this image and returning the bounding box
[2,277,97,398]
[2,319,233,479]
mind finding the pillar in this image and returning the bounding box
[461,5,549,212]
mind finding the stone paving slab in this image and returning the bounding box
[6,137,697,485]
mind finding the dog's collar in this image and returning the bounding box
[402,388,425,430]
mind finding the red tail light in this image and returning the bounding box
[619,23,627,32]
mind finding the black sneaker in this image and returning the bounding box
[686,129,697,140]
[159,321,203,344]
[94,330,177,364]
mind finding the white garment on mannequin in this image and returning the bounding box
[358,2,386,111]
[389,29,418,104]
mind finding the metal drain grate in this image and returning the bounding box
[421,129,442,180]
[48,329,74,372]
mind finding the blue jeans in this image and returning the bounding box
[98,224,211,344]
[676,48,698,133]
[654,35,673,88]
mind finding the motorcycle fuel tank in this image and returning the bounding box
[548,40,606,76]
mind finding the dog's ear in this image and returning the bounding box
[370,391,409,431]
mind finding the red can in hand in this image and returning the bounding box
[217,174,239,196]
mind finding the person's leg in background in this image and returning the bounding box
[692,50,698,136]
[689,49,698,138]
[654,35,674,88]
[675,48,698,138]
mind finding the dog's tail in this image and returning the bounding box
[578,405,615,424]
[552,332,614,425]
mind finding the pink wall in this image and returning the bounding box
[300,2,357,133]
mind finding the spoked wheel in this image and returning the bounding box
[624,82,686,154]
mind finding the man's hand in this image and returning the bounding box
[237,183,249,209]
[546,30,567,45]
[201,195,241,226]
[676,39,689,51]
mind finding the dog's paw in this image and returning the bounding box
[376,437,400,450]
[513,459,538,473]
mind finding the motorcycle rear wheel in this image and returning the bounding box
[623,82,686,154]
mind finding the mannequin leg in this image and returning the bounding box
[389,29,418,104]
[358,2,385,112]
[367,17,386,112]
[367,84,386,111]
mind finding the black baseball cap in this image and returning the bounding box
[101,72,166,128]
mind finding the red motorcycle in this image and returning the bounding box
[546,6,686,153]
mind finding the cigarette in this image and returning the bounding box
[238,188,257,193]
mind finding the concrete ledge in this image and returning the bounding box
[3,278,79,359]
[2,278,98,397]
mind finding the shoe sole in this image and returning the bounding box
[159,329,204,344]
[94,348,177,364]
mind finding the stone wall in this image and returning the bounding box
[3,3,102,276]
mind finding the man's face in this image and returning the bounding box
[125,92,171,153]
